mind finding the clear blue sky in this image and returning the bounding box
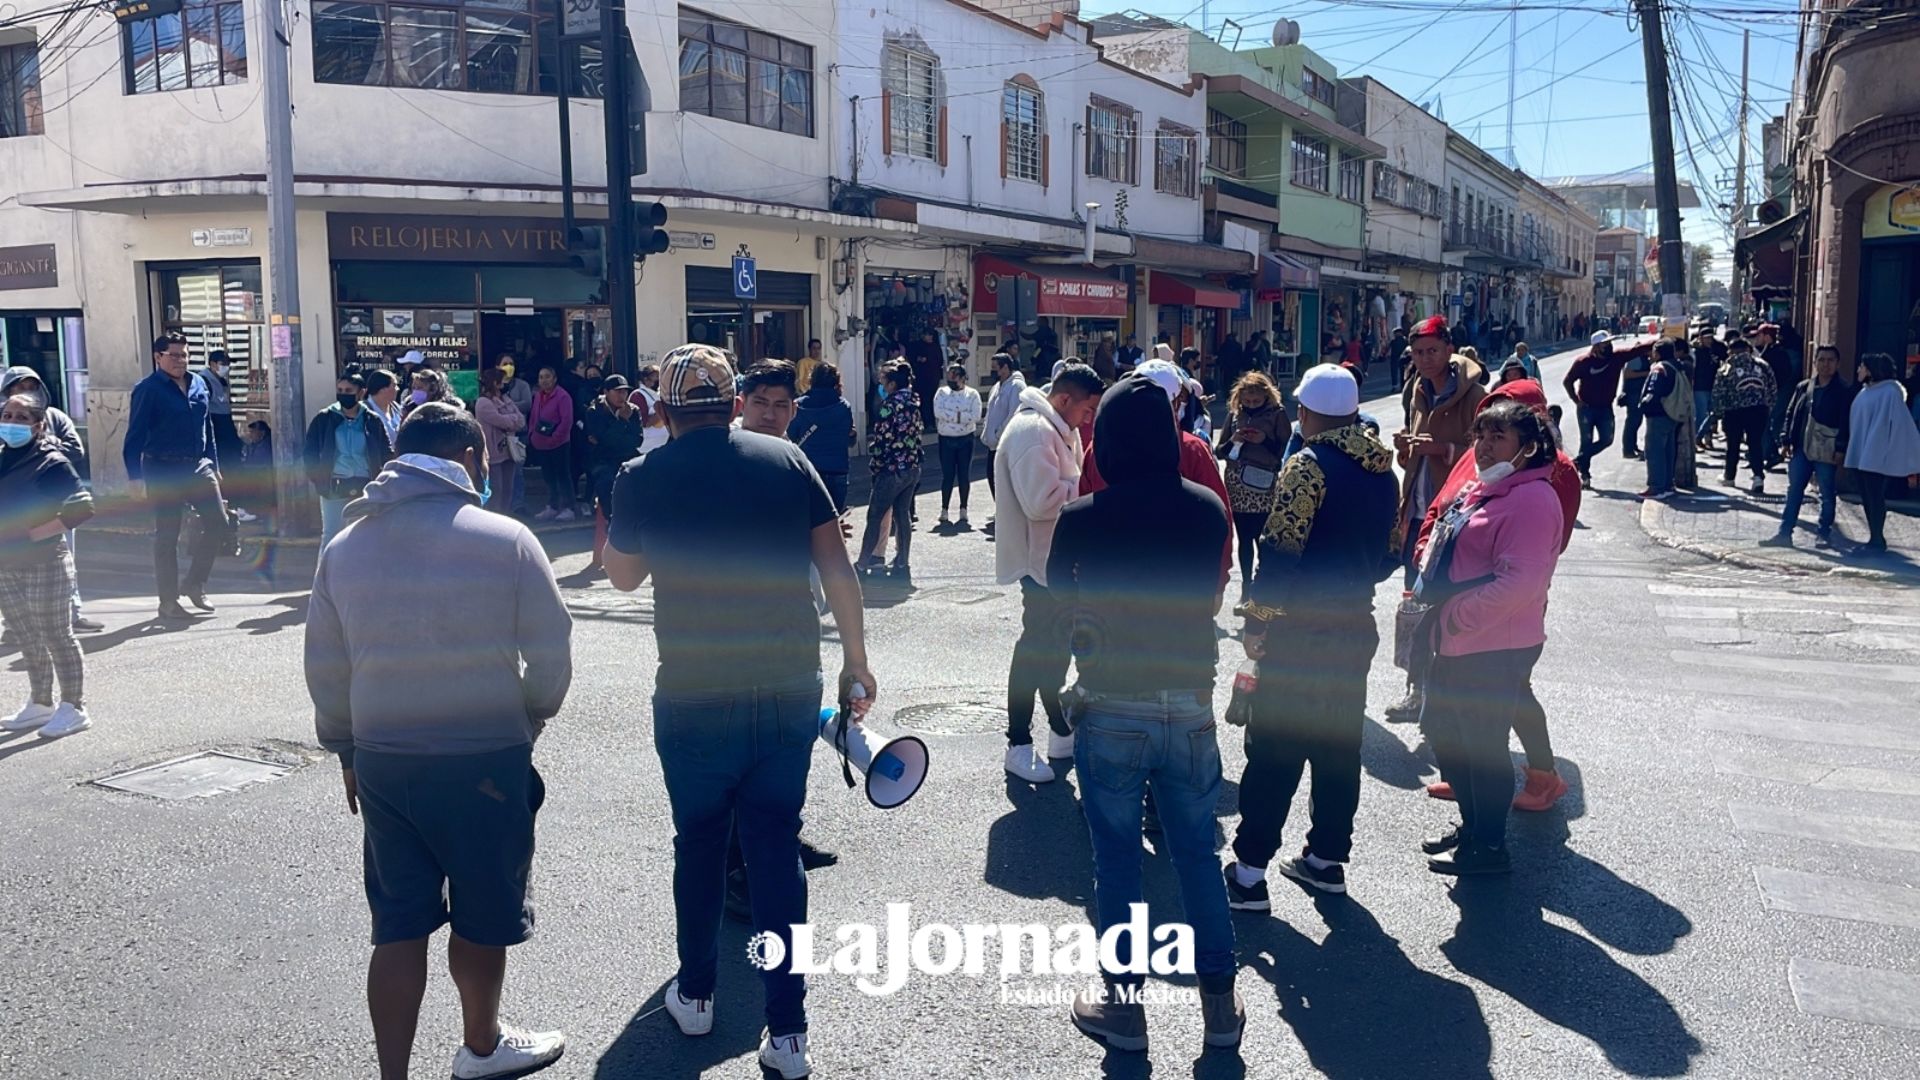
[1116,1,1804,279]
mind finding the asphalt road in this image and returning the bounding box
[3,344,1918,1079]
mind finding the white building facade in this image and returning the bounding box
[1349,76,1447,329]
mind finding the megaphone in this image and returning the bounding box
[818,705,929,810]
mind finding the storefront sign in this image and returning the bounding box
[1863,184,1920,239]
[327,214,571,265]
[0,244,57,292]
[337,306,476,366]
[191,227,253,248]
[974,255,1127,318]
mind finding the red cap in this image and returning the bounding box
[1410,315,1450,342]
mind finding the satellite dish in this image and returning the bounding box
[1271,18,1300,47]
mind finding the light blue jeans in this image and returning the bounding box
[319,497,352,547]
[1075,689,1237,993]
[1779,451,1838,538]
[1693,390,1715,441]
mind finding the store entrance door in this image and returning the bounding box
[481,311,565,370]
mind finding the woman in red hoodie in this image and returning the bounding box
[1416,399,1568,876]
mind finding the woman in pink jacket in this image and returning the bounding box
[527,365,577,520]
[1414,399,1566,876]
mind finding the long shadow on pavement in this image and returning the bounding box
[593,970,762,1079]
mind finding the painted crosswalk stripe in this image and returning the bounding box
[1713,752,1835,786]
[1789,958,1920,1033]
[1755,866,1920,930]
[1680,672,1913,706]
[1730,802,1920,855]
[1649,584,1909,607]
[1815,767,1920,798]
[1656,605,1740,620]
[1672,649,1920,684]
[1699,712,1920,753]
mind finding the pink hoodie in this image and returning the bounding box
[1437,463,1564,657]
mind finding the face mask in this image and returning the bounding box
[1476,449,1532,485]
[0,423,33,449]
[337,393,359,410]
[410,389,428,404]
[478,472,492,507]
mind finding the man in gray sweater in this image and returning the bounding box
[306,403,573,1080]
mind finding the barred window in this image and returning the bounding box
[1002,82,1042,182]
[1290,134,1328,193]
[1206,108,1245,177]
[1155,124,1197,198]
[1,42,41,137]
[886,45,939,160]
[1086,100,1138,184]
[124,0,246,94]
[1372,161,1397,204]
[1301,67,1335,107]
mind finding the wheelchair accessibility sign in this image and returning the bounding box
[733,256,758,300]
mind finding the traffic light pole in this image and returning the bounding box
[601,0,639,380]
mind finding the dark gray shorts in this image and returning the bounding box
[355,744,545,948]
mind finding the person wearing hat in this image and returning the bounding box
[1396,315,1487,578]
[1712,336,1776,495]
[1561,330,1628,488]
[601,344,875,1080]
[581,373,645,570]
[0,366,99,634]
[1225,364,1398,901]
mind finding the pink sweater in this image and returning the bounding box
[528,387,574,452]
[1437,464,1565,657]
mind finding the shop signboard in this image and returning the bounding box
[327,214,571,265]
[0,244,57,292]
[338,307,476,367]
[1863,184,1920,239]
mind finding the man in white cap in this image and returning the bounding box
[1562,330,1626,488]
[1224,364,1399,902]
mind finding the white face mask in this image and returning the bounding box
[1476,448,1532,485]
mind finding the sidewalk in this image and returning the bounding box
[1638,482,1920,583]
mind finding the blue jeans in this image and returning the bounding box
[653,672,821,1036]
[320,496,352,547]
[1620,379,1647,453]
[1644,415,1678,492]
[1075,690,1236,993]
[1693,390,1715,441]
[1779,452,1838,537]
[1574,405,1615,477]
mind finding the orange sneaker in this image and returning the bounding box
[1425,781,1455,801]
[1512,768,1568,812]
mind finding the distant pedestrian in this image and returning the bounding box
[795,338,825,395]
[1117,334,1145,372]
[0,392,94,740]
[305,372,395,546]
[1619,339,1654,459]
[1498,357,1530,386]
[858,361,923,587]
[122,331,234,620]
[1755,324,1799,466]
[1505,341,1539,382]
[933,362,983,525]
[306,403,573,1080]
[997,363,1105,784]
[1635,338,1693,500]
[1691,330,1723,450]
[1562,331,1627,489]
[476,368,527,520]
[405,368,462,418]
[1713,337,1776,495]
[1843,352,1920,555]
[1225,365,1398,901]
[1763,345,1855,548]
[1214,371,1291,597]
[1049,374,1242,1053]
[0,366,96,632]
[979,352,1026,512]
[582,374,647,569]
[365,369,406,450]
[788,361,854,516]
[200,351,247,519]
[528,366,577,521]
[602,344,875,1080]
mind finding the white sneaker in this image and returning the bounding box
[759,1030,812,1079]
[534,507,559,521]
[1004,744,1056,784]
[957,509,969,524]
[232,508,258,523]
[663,978,713,1036]
[2,702,55,732]
[38,703,90,739]
[554,508,576,522]
[450,1025,566,1079]
[1047,729,1076,760]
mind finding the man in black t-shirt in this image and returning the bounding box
[602,344,875,1080]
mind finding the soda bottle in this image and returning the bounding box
[1224,659,1258,726]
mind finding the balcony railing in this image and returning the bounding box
[1445,222,1515,259]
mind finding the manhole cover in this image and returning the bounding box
[95,752,292,799]
[891,701,1006,735]
[1745,610,1848,635]
[915,586,1001,606]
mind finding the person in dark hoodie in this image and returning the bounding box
[583,375,646,571]
[0,393,95,739]
[1,366,99,633]
[1048,374,1242,1054]
[305,372,397,547]
[306,402,572,1080]
[787,362,854,516]
[1226,364,1399,902]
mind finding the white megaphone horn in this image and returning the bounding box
[817,687,929,810]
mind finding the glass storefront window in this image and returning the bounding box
[153,261,267,412]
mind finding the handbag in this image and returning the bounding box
[507,434,527,464]
[1234,461,1277,492]
[535,419,558,438]
[1804,418,1839,465]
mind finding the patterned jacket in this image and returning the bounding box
[867,388,924,475]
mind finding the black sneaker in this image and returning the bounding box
[1222,862,1270,912]
[1420,826,1463,855]
[1427,841,1511,876]
[1383,687,1424,723]
[888,565,913,589]
[1276,852,1347,895]
[71,616,106,634]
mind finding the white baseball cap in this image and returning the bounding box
[1590,331,1611,346]
[1295,363,1359,417]
[1132,359,1184,402]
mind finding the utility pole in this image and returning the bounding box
[1634,0,1688,324]
[601,0,639,380]
[1505,0,1518,168]
[261,0,311,536]
[1731,28,1750,312]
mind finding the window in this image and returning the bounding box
[1289,134,1328,193]
[123,1,246,94]
[1,42,41,138]
[153,262,268,411]
[1337,154,1364,202]
[681,10,813,136]
[885,45,939,159]
[1371,161,1397,204]
[1002,81,1042,183]
[1301,67,1335,107]
[1085,99,1137,184]
[312,0,594,97]
[1155,124,1197,197]
[1206,108,1245,177]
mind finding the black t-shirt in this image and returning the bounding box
[607,425,837,691]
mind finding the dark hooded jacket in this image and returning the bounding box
[2,366,86,477]
[1240,421,1400,624]
[788,386,853,474]
[1047,375,1228,694]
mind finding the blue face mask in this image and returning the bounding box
[0,423,34,449]
[479,472,492,507]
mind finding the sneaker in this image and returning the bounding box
[1071,987,1148,1052]
[1,702,55,732]
[1428,841,1511,876]
[71,616,105,633]
[1222,861,1270,912]
[450,1025,566,1079]
[888,564,913,589]
[1748,477,1765,495]
[758,1030,811,1079]
[1420,826,1463,855]
[1623,448,1641,460]
[1814,529,1835,548]
[38,703,90,739]
[232,508,259,523]
[1276,851,1347,895]
[1425,780,1456,801]
[554,509,576,522]
[1201,988,1246,1048]
[533,508,559,521]
[1383,687,1424,723]
[1046,728,1075,760]
[938,512,952,526]
[957,509,969,525]
[1004,744,1056,784]
[1758,532,1793,548]
[1511,767,1568,812]
[663,979,714,1037]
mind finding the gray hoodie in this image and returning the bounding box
[305,455,573,767]
[1,366,85,473]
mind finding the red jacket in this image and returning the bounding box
[1414,379,1581,564]
[1081,430,1233,591]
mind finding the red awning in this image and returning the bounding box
[1149,272,1240,309]
[973,255,1129,318]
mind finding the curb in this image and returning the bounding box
[1636,499,1905,584]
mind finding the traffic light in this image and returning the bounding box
[636,202,670,258]
[568,224,606,279]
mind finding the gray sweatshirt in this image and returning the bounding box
[306,456,573,767]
